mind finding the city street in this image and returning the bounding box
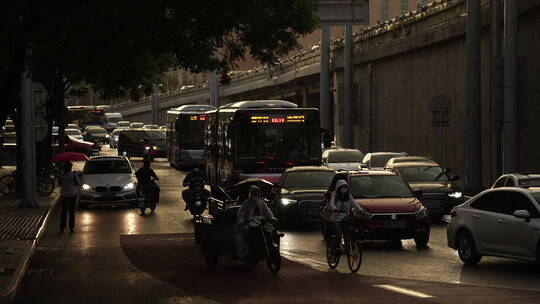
[12,147,540,303]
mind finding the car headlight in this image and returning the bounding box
[415,206,428,218]
[280,198,297,206]
[82,184,92,190]
[152,146,158,150]
[105,134,110,138]
[124,182,135,190]
[448,191,463,199]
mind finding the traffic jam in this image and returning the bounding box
[58,100,540,274]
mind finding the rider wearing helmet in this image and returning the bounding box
[135,160,160,203]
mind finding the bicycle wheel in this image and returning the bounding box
[36,177,54,196]
[0,175,14,196]
[326,235,341,269]
[346,239,363,273]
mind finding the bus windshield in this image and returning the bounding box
[236,124,319,162]
[177,120,204,149]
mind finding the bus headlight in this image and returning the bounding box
[281,198,297,206]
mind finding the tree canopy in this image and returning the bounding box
[0,0,318,110]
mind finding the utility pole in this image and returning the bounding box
[319,26,331,131]
[342,24,353,148]
[465,0,482,194]
[151,84,159,125]
[19,43,37,208]
[503,0,518,173]
[490,0,502,178]
[210,70,219,107]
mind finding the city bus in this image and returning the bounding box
[166,104,217,168]
[204,100,321,186]
[66,106,106,129]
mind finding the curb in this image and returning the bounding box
[0,194,61,303]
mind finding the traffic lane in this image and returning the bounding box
[279,220,540,292]
[16,151,196,303]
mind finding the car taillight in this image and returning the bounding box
[450,209,457,218]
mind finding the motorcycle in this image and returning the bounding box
[138,181,159,215]
[245,217,283,272]
[182,186,209,216]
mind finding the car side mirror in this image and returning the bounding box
[413,189,423,197]
[513,209,531,222]
[450,175,460,181]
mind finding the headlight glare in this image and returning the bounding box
[280,198,297,206]
[448,192,463,199]
[124,182,135,190]
[82,184,92,190]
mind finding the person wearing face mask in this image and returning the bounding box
[327,179,364,237]
[235,185,276,259]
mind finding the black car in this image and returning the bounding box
[83,126,109,143]
[117,129,166,159]
[273,166,335,222]
[385,161,463,218]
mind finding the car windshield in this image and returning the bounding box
[107,116,122,123]
[283,171,335,190]
[372,154,403,167]
[84,160,131,174]
[88,128,106,134]
[146,131,165,141]
[531,193,540,204]
[328,151,364,163]
[65,129,81,136]
[518,178,540,187]
[396,166,449,182]
[349,175,413,198]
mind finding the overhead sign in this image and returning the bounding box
[318,0,369,25]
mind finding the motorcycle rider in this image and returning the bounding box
[235,185,276,259]
[182,167,207,211]
[135,160,160,204]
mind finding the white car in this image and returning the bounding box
[142,124,160,130]
[322,149,364,171]
[79,156,138,208]
[492,172,540,189]
[361,152,408,170]
[65,128,83,140]
[447,187,540,265]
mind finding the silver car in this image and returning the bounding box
[79,156,138,208]
[492,172,540,188]
[447,187,540,265]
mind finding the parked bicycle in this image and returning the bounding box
[326,215,363,273]
[0,163,57,197]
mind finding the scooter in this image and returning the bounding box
[183,187,208,216]
[138,183,158,215]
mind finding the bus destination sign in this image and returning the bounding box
[250,115,305,124]
[189,115,206,121]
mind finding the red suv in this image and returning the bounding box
[322,170,430,247]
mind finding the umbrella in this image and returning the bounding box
[227,178,277,201]
[51,152,89,163]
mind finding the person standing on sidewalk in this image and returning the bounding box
[59,161,80,233]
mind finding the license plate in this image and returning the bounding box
[424,201,440,208]
[104,193,116,199]
[384,221,405,229]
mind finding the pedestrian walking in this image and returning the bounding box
[59,161,80,232]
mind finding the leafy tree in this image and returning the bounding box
[0,1,318,184]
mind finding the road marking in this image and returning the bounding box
[374,284,434,298]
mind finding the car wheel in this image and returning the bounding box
[456,231,482,265]
[414,229,430,248]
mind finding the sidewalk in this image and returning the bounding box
[0,167,59,303]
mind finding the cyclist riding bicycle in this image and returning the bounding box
[326,179,363,238]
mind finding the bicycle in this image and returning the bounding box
[0,165,56,197]
[326,216,363,273]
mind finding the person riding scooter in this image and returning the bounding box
[182,167,209,213]
[234,185,276,260]
[135,160,160,204]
